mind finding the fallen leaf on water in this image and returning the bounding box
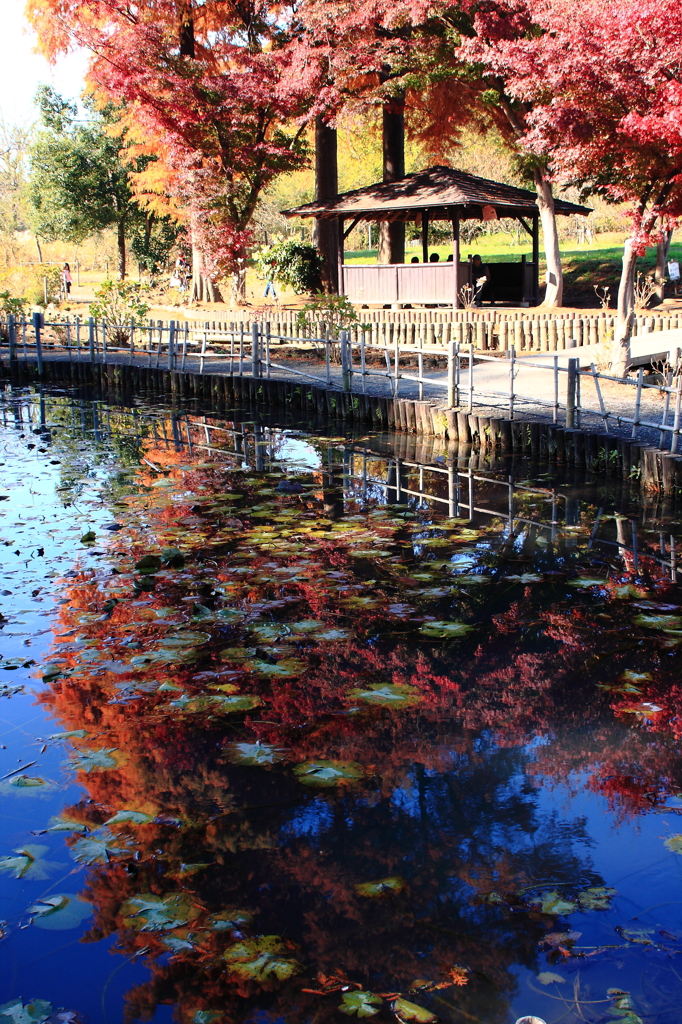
[536,972,566,985]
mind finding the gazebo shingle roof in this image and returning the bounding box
[283,165,591,221]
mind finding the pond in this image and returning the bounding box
[0,385,681,1024]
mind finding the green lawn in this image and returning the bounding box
[345,232,681,307]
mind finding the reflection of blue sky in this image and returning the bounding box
[282,799,334,839]
[273,435,321,471]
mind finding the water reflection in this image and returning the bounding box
[1,388,682,1024]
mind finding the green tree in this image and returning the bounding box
[27,87,141,279]
[0,119,30,259]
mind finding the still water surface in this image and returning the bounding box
[0,388,682,1024]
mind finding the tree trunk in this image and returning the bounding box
[190,238,224,304]
[655,226,673,303]
[377,88,405,265]
[117,220,126,280]
[230,268,246,304]
[613,237,638,376]
[313,116,339,293]
[35,235,43,263]
[533,168,563,307]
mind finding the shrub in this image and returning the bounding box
[89,280,151,344]
[0,265,61,307]
[254,240,323,294]
[295,293,368,340]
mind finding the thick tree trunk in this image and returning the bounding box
[655,227,673,303]
[230,269,246,304]
[613,238,638,376]
[313,116,339,294]
[190,238,224,304]
[377,89,405,265]
[533,168,563,307]
[117,220,126,280]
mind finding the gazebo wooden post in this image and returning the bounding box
[532,213,540,303]
[337,217,345,297]
[422,211,429,264]
[452,210,460,309]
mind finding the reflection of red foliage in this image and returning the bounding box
[35,425,682,1023]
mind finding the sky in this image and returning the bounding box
[1,0,89,126]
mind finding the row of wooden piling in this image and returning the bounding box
[2,357,680,494]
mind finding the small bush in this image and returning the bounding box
[295,293,368,340]
[254,240,323,294]
[0,265,61,307]
[89,280,151,345]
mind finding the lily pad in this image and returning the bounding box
[48,729,89,741]
[70,830,131,864]
[206,909,253,931]
[5,775,51,792]
[339,992,383,1018]
[0,999,52,1023]
[633,613,682,630]
[289,620,324,634]
[568,576,608,588]
[243,658,305,678]
[66,747,120,773]
[392,998,437,1023]
[223,935,302,981]
[577,886,616,910]
[355,876,406,898]
[105,810,154,826]
[347,684,422,708]
[293,759,365,787]
[167,694,262,714]
[45,814,89,833]
[135,554,162,572]
[0,844,62,880]
[419,621,473,639]
[121,891,200,931]
[664,834,682,854]
[226,741,286,766]
[537,891,578,915]
[28,893,92,930]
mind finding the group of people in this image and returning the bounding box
[409,252,492,305]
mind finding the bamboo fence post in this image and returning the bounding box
[671,374,682,453]
[659,370,673,448]
[566,357,578,428]
[509,345,515,419]
[632,367,644,439]
[590,363,609,432]
[265,321,271,379]
[33,311,44,375]
[468,343,474,412]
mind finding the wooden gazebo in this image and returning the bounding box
[284,166,590,307]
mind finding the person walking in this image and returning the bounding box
[62,263,72,297]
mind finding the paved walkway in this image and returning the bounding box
[4,331,680,450]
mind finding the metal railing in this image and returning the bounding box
[2,313,682,451]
